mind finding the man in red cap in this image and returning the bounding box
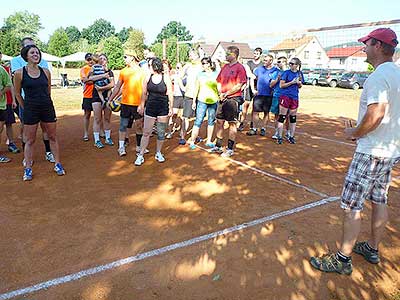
[310,28,400,275]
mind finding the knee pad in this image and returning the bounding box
[119,117,129,132]
[289,115,297,123]
[157,122,167,140]
[278,114,286,123]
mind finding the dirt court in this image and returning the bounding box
[0,88,399,300]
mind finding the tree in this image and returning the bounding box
[155,21,193,44]
[101,36,124,70]
[150,37,190,67]
[47,28,72,57]
[123,29,145,59]
[2,11,42,40]
[65,26,81,43]
[117,27,133,44]
[0,30,20,56]
[81,19,115,45]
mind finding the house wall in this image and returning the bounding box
[328,56,368,71]
[211,45,227,63]
[297,38,329,69]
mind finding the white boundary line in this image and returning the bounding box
[0,196,339,300]
[196,145,329,198]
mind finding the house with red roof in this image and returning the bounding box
[211,41,254,63]
[326,45,368,71]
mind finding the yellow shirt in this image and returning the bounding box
[119,65,145,106]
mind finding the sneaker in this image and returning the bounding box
[45,151,56,163]
[136,146,150,154]
[246,128,257,136]
[8,142,20,153]
[277,137,283,145]
[238,122,245,132]
[221,149,234,158]
[189,143,196,150]
[0,155,11,163]
[260,128,266,136]
[105,138,114,146]
[309,253,353,275]
[288,136,296,144]
[209,146,223,154]
[94,141,105,149]
[54,163,66,176]
[134,154,144,166]
[118,147,126,157]
[195,137,202,143]
[179,138,186,145]
[83,136,89,142]
[284,132,291,141]
[205,142,215,148]
[353,241,380,264]
[165,132,173,139]
[155,152,165,163]
[271,133,279,140]
[23,168,33,181]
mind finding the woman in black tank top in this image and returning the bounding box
[135,58,173,166]
[14,45,65,181]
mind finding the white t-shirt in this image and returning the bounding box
[183,61,202,99]
[356,62,400,158]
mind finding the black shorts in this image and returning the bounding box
[145,100,169,118]
[253,95,272,113]
[82,98,93,111]
[243,87,251,101]
[173,96,184,109]
[216,97,243,122]
[183,97,195,118]
[0,109,6,122]
[5,104,16,125]
[23,103,57,125]
[120,104,142,121]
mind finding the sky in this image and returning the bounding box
[1,0,400,45]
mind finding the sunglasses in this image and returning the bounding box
[289,62,297,66]
[202,62,209,65]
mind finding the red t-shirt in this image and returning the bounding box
[2,65,13,105]
[216,62,247,98]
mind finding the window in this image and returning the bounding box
[352,58,357,65]
[339,58,345,65]
[304,51,309,59]
[317,51,322,59]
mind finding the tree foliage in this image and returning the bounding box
[81,19,115,45]
[0,31,21,56]
[2,11,42,40]
[150,37,190,67]
[65,26,81,43]
[47,28,72,57]
[101,36,125,70]
[155,21,193,44]
[117,27,133,44]
[124,29,145,59]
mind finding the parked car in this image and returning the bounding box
[318,69,345,88]
[302,68,323,85]
[338,72,370,90]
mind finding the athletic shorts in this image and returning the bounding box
[216,96,243,122]
[82,98,93,111]
[173,96,184,109]
[279,95,298,110]
[183,97,195,118]
[341,152,400,211]
[23,103,57,125]
[145,100,169,118]
[120,104,142,121]
[0,109,6,122]
[253,95,272,113]
[270,96,280,115]
[5,104,16,125]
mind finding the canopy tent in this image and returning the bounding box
[42,52,62,63]
[0,54,13,61]
[60,52,87,67]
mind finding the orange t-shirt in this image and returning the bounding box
[80,65,94,98]
[119,65,145,106]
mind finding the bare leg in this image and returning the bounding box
[339,209,362,256]
[23,124,39,168]
[288,108,298,136]
[277,106,288,137]
[92,102,102,142]
[41,122,60,163]
[140,116,156,155]
[369,203,388,250]
[83,109,91,138]
[228,122,237,142]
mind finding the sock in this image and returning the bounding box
[250,121,254,128]
[216,138,223,148]
[228,139,235,150]
[43,139,51,152]
[119,140,125,149]
[366,242,378,253]
[136,134,143,147]
[337,251,351,262]
[22,142,25,150]
[105,130,111,139]
[94,132,100,142]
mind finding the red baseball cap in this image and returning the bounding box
[358,28,398,47]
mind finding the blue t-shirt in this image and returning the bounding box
[253,66,278,96]
[271,69,285,98]
[280,70,304,100]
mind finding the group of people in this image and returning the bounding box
[1,28,400,279]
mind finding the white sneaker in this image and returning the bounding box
[118,147,126,157]
[134,154,144,166]
[221,149,234,158]
[155,152,165,163]
[45,151,55,163]
[136,146,150,154]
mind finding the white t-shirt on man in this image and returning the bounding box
[356,62,400,158]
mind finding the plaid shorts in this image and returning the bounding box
[341,152,400,211]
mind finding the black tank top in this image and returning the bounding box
[21,66,52,105]
[147,74,168,103]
